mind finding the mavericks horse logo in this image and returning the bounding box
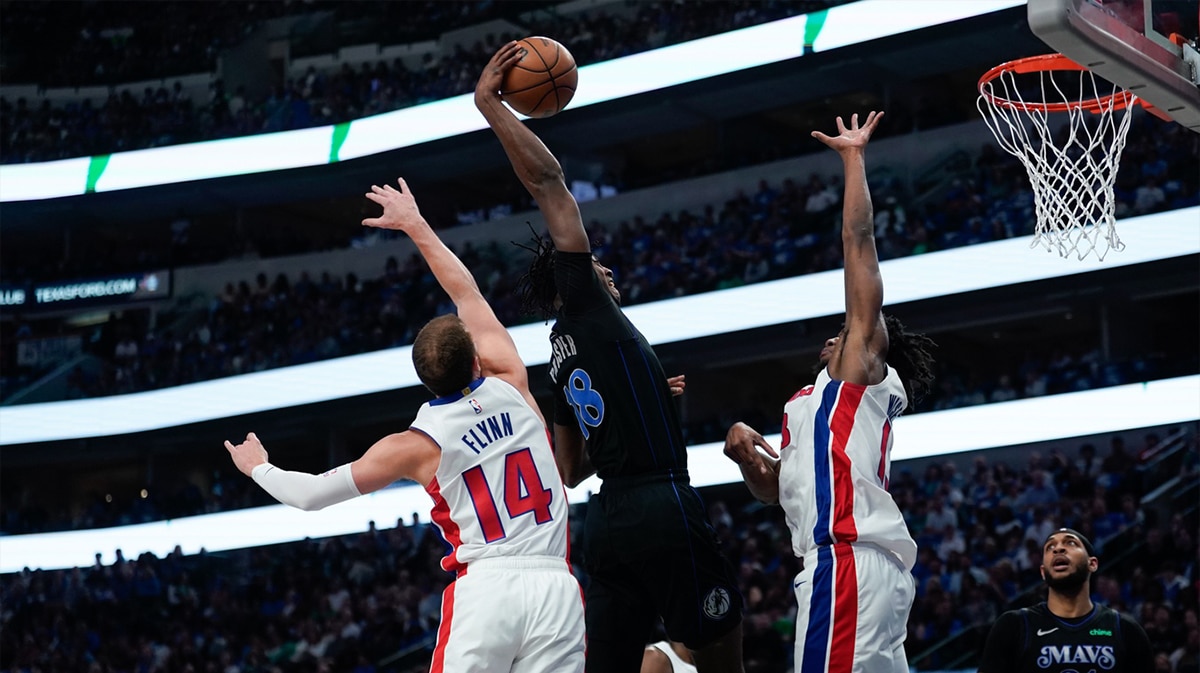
[703,587,731,619]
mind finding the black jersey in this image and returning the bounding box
[547,251,687,478]
[978,602,1153,673]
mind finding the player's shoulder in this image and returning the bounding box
[1109,606,1150,640]
[787,385,816,402]
[997,603,1039,624]
[994,602,1051,630]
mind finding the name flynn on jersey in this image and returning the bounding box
[461,413,515,454]
[1036,644,1115,669]
[548,334,577,382]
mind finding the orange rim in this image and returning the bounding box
[978,53,1140,114]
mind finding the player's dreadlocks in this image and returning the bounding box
[514,227,558,320]
[883,313,937,408]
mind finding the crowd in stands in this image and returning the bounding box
[2,429,1196,672]
[0,1,278,89]
[0,1,575,90]
[3,111,1192,407]
[0,0,843,164]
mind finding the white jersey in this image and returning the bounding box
[777,366,917,569]
[411,377,569,573]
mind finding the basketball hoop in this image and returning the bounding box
[977,53,1143,261]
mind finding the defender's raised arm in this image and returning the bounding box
[812,111,888,386]
[363,177,540,420]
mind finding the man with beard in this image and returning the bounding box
[978,528,1152,672]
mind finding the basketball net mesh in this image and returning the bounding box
[978,66,1136,260]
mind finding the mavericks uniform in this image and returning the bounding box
[778,366,917,673]
[978,603,1153,673]
[548,251,742,670]
[411,377,585,673]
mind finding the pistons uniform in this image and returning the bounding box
[778,366,917,673]
[411,377,585,673]
[978,603,1153,673]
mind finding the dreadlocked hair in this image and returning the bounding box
[514,226,558,320]
[883,313,937,409]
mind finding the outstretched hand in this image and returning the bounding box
[812,111,884,154]
[667,374,686,397]
[362,177,428,233]
[474,41,524,106]
[224,432,268,477]
[723,421,779,471]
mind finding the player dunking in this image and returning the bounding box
[723,111,936,673]
[978,528,1153,673]
[475,42,745,673]
[224,178,585,673]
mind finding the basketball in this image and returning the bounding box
[501,36,578,118]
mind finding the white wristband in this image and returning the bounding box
[251,462,362,511]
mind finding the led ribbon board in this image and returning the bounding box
[0,375,1195,573]
[0,208,1194,445]
[0,0,1024,203]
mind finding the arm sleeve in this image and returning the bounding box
[977,611,1023,673]
[554,251,612,314]
[251,463,362,511]
[1118,612,1154,673]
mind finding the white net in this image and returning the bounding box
[977,60,1136,260]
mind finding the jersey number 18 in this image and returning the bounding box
[564,368,605,439]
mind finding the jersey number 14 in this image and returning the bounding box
[462,448,554,543]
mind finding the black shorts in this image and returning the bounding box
[582,470,742,668]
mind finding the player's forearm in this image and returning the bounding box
[557,444,596,488]
[477,95,566,197]
[404,223,482,305]
[739,462,780,505]
[839,150,874,245]
[251,463,361,511]
[552,424,595,488]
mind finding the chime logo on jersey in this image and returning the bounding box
[470,398,483,414]
[703,587,731,619]
[1036,645,1115,669]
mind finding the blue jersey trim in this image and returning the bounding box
[812,380,841,546]
[801,544,834,673]
[429,377,485,406]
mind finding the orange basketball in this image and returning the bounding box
[501,37,578,118]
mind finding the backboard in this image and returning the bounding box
[1029,0,1200,132]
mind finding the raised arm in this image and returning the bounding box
[363,179,541,419]
[812,111,888,385]
[474,42,589,254]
